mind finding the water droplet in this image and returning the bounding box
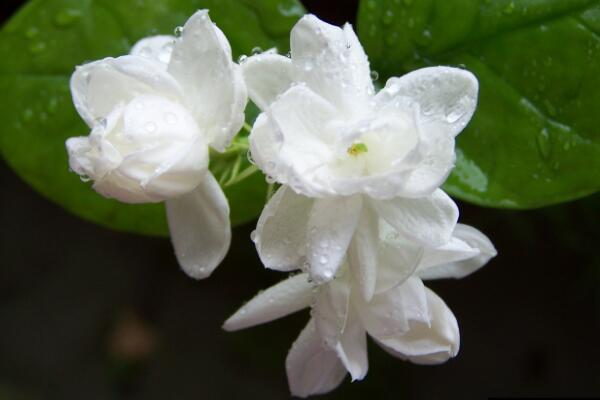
[286,51,292,58]
[145,121,157,133]
[536,127,551,159]
[54,9,82,28]
[29,41,46,54]
[370,70,379,81]
[25,27,39,39]
[80,175,91,183]
[277,1,304,17]
[47,97,59,114]
[250,230,258,243]
[503,1,515,14]
[445,108,464,123]
[382,10,394,25]
[174,26,184,37]
[158,42,173,63]
[22,108,34,122]
[165,112,177,125]
[319,255,328,265]
[251,46,263,55]
[265,175,276,184]
[238,54,248,63]
[322,268,333,279]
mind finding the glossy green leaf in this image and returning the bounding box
[0,0,304,236]
[358,0,600,208]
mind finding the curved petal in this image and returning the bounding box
[130,35,175,66]
[115,95,208,200]
[241,53,295,110]
[335,307,368,381]
[168,10,247,151]
[347,205,379,301]
[250,84,338,197]
[254,186,314,271]
[165,172,230,279]
[290,15,373,116]
[375,287,460,365]
[375,222,424,294]
[376,66,478,137]
[357,276,429,339]
[223,273,313,331]
[371,189,459,247]
[313,278,351,349]
[418,224,497,280]
[71,55,184,127]
[286,318,347,398]
[306,195,362,282]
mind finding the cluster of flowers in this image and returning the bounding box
[66,10,496,397]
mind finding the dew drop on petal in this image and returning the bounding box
[174,26,184,37]
[319,255,328,265]
[165,112,178,125]
[250,230,258,243]
[251,46,263,55]
[145,121,157,133]
[238,54,248,63]
[370,70,379,81]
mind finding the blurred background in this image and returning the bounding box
[1,0,599,399]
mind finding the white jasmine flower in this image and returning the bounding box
[66,10,247,279]
[225,223,496,397]
[243,15,478,285]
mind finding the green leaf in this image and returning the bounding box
[0,0,304,236]
[358,0,600,208]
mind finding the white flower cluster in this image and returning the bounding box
[66,11,496,398]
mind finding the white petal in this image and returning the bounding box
[377,66,478,137]
[418,224,497,280]
[250,84,338,197]
[241,53,295,110]
[168,10,247,151]
[375,287,460,365]
[347,205,379,301]
[375,224,424,294]
[373,90,456,197]
[165,172,230,279]
[371,189,458,247]
[223,273,313,331]
[290,15,373,116]
[335,307,368,381]
[71,56,184,127]
[254,186,314,271]
[358,276,429,339]
[286,318,347,398]
[116,95,208,200]
[306,195,362,282]
[130,35,175,65]
[313,278,351,349]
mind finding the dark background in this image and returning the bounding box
[1,0,599,399]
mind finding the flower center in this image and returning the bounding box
[347,142,368,156]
